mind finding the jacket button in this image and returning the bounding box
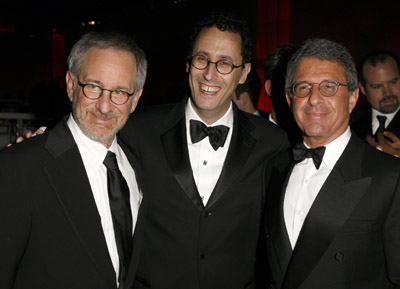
[334,251,344,261]
[204,211,212,218]
[199,253,205,260]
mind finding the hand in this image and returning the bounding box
[383,131,400,149]
[6,126,46,147]
[366,131,400,157]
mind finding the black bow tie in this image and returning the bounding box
[190,119,230,151]
[292,143,326,170]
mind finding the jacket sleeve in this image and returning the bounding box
[0,152,31,288]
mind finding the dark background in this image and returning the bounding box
[1,0,400,129]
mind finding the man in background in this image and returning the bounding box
[263,44,302,146]
[351,50,400,156]
[231,68,265,116]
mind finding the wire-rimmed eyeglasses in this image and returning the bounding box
[190,55,244,75]
[78,80,134,105]
[290,80,348,98]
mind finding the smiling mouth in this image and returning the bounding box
[200,84,220,94]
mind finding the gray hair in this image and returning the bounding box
[67,31,148,93]
[285,38,358,97]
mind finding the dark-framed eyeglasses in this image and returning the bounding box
[290,80,348,98]
[78,80,134,105]
[190,55,244,75]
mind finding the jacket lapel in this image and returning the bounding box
[206,107,256,207]
[387,109,400,135]
[43,118,117,288]
[160,99,204,210]
[282,135,372,289]
[119,139,143,191]
[266,153,294,285]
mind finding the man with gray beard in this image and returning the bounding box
[0,31,147,289]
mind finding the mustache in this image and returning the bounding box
[380,94,398,103]
[302,106,332,114]
[86,107,119,119]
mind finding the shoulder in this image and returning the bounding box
[0,132,51,185]
[363,139,400,170]
[125,103,178,129]
[350,104,371,124]
[236,110,290,160]
[238,110,288,142]
[0,132,48,160]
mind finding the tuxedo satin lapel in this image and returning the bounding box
[282,136,372,289]
[119,139,143,191]
[365,109,373,135]
[266,160,294,284]
[125,187,148,288]
[206,109,256,208]
[160,100,204,210]
[44,119,117,288]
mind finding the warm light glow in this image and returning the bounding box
[81,20,100,27]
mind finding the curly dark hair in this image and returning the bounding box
[187,12,253,64]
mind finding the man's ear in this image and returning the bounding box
[65,71,75,102]
[359,80,366,96]
[238,63,251,84]
[130,88,144,113]
[349,88,359,114]
[264,79,272,96]
[286,93,293,111]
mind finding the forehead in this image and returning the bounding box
[363,57,400,82]
[81,47,137,85]
[192,27,243,61]
[293,57,346,82]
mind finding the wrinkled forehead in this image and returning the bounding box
[293,58,346,82]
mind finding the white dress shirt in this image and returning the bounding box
[268,112,278,125]
[371,106,400,134]
[284,127,351,249]
[185,99,234,205]
[67,114,141,283]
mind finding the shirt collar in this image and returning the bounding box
[185,98,234,128]
[304,126,351,169]
[371,106,400,125]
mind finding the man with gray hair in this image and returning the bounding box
[0,31,147,289]
[261,38,400,289]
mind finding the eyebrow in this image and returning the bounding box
[82,78,132,92]
[194,50,235,62]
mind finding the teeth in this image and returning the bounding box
[200,84,220,93]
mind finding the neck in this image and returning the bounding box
[190,101,230,125]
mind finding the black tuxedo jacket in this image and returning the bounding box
[351,106,400,139]
[119,98,289,289]
[0,117,144,289]
[262,133,400,289]
[258,111,302,147]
